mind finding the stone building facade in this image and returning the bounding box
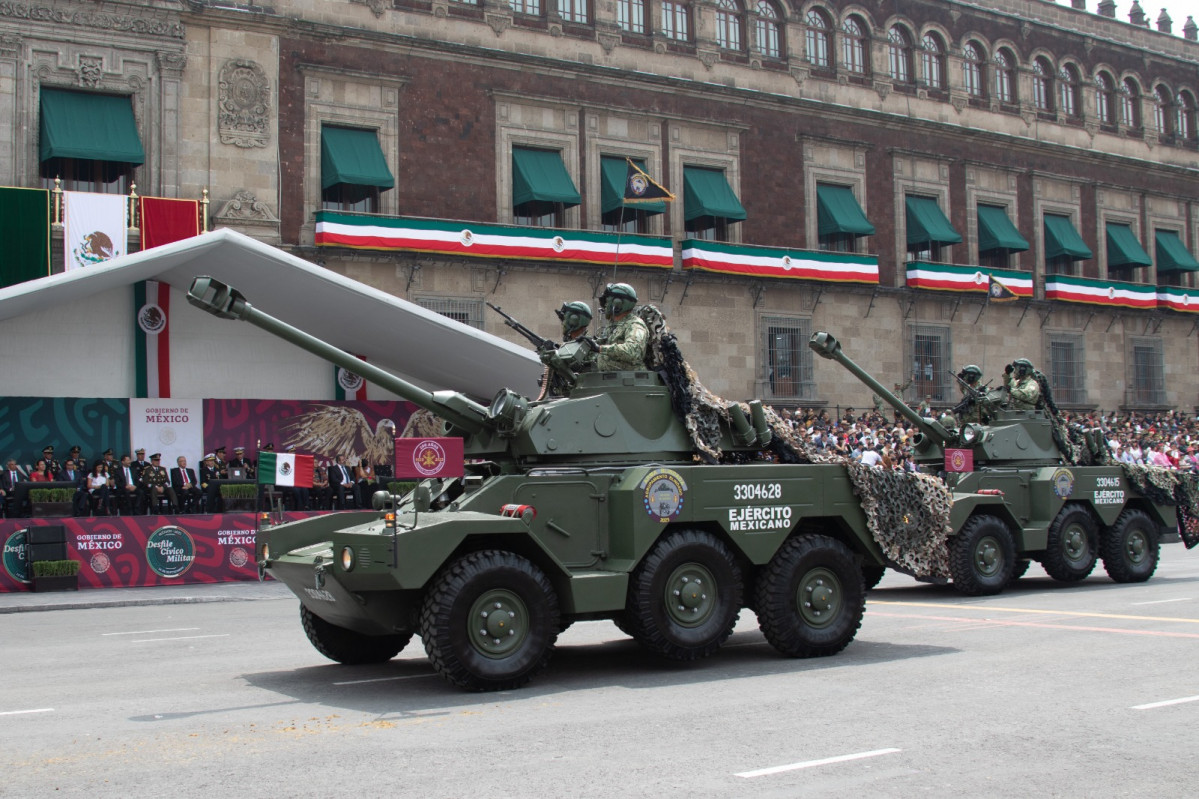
[3,0,1199,411]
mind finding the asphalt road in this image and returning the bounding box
[2,545,1198,798]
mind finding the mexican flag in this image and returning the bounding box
[258,452,314,487]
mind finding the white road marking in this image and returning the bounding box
[1130,598,1192,606]
[1131,694,1199,710]
[0,708,54,716]
[736,748,902,778]
[131,634,230,643]
[103,628,201,636]
[333,674,439,686]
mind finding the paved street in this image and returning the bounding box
[2,544,1197,798]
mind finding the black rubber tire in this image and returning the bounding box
[861,564,886,591]
[948,514,1015,596]
[1007,559,1031,586]
[300,604,412,665]
[419,550,560,692]
[623,529,743,661]
[754,534,865,658]
[1101,508,1160,583]
[1042,503,1099,582]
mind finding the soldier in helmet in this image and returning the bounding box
[954,364,990,424]
[595,282,649,371]
[1003,358,1041,410]
[539,300,595,397]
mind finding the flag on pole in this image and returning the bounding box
[258,451,315,487]
[0,187,51,288]
[395,438,465,479]
[988,276,1019,302]
[64,191,126,270]
[623,159,675,204]
[134,280,171,398]
[140,196,200,250]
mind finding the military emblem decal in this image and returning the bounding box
[138,303,167,335]
[640,468,687,523]
[1052,468,1075,499]
[412,440,447,476]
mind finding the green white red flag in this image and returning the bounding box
[258,452,315,487]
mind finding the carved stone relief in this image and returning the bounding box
[218,59,270,149]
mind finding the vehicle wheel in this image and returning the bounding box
[755,534,864,658]
[420,550,560,691]
[1042,504,1098,582]
[1101,508,1160,583]
[1007,559,1031,586]
[861,564,886,591]
[623,529,743,661]
[948,514,1015,596]
[300,604,412,665]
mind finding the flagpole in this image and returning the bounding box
[612,203,626,281]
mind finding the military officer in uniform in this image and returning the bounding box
[539,300,595,397]
[595,282,648,371]
[139,453,177,513]
[228,446,255,480]
[214,446,230,479]
[42,446,61,479]
[200,453,222,512]
[1003,358,1041,410]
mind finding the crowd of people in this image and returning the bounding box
[0,443,395,518]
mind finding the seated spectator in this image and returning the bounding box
[311,465,332,511]
[86,462,111,516]
[113,454,142,515]
[59,458,87,516]
[171,455,202,513]
[28,459,52,482]
[356,457,380,505]
[1,458,20,516]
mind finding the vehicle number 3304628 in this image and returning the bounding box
[733,483,782,500]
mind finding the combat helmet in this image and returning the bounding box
[1013,358,1034,377]
[959,364,982,385]
[555,300,592,338]
[599,282,637,319]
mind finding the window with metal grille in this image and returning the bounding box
[416,297,485,331]
[1047,334,1086,405]
[909,325,950,403]
[762,316,814,399]
[1127,337,1165,406]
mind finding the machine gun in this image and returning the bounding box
[486,302,555,352]
[950,370,993,417]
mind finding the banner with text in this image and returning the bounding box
[129,398,204,469]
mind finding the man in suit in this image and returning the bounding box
[113,454,143,515]
[171,455,202,513]
[60,458,87,516]
[1,458,22,517]
[329,454,359,509]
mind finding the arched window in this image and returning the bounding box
[805,9,832,68]
[1178,90,1197,140]
[751,1,780,59]
[1121,78,1141,129]
[1154,85,1173,136]
[888,26,913,83]
[1059,63,1081,117]
[661,0,690,41]
[921,33,946,90]
[841,17,867,75]
[1033,57,1054,111]
[963,41,985,98]
[1096,72,1117,125]
[994,48,1016,104]
[617,0,646,34]
[715,0,743,51]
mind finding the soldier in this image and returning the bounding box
[214,445,229,479]
[42,445,60,479]
[200,453,222,512]
[139,453,177,513]
[953,364,991,424]
[228,446,256,480]
[1003,358,1041,410]
[539,300,595,397]
[595,282,648,371]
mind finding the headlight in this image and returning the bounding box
[961,424,979,444]
[260,542,270,562]
[340,546,355,572]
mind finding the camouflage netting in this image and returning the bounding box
[1121,464,1199,549]
[640,305,953,577]
[1034,369,1113,467]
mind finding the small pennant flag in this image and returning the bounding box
[258,451,315,487]
[395,437,465,479]
[988,276,1018,302]
[623,158,675,204]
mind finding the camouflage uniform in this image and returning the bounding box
[597,314,649,371]
[1005,375,1040,410]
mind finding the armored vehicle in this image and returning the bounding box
[810,332,1198,596]
[187,276,958,691]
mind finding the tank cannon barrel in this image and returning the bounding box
[808,331,953,446]
[186,276,491,435]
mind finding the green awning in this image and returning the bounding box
[1155,229,1199,273]
[512,147,581,208]
[977,204,1029,253]
[683,166,747,222]
[905,195,962,247]
[39,88,144,165]
[600,156,665,216]
[1105,223,1152,268]
[816,184,874,237]
[320,126,395,191]
[1043,214,1092,261]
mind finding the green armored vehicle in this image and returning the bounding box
[810,332,1199,596]
[187,276,961,691]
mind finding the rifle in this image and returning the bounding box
[949,370,991,416]
[486,302,556,351]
